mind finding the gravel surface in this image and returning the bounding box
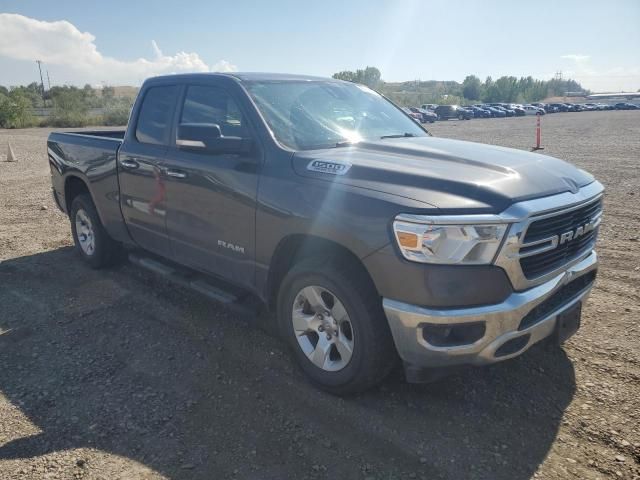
[1,111,639,479]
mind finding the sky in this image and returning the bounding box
[0,0,639,92]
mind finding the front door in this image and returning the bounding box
[162,84,260,289]
[118,85,180,257]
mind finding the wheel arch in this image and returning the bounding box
[266,234,379,311]
[64,174,93,215]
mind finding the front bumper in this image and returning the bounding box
[383,251,597,369]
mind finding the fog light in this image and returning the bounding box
[494,334,530,357]
[421,322,486,347]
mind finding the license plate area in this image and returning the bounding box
[555,302,582,344]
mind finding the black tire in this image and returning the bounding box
[457,114,464,120]
[277,256,397,395]
[70,194,122,269]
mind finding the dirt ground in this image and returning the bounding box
[0,111,638,480]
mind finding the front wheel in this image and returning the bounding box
[277,258,396,394]
[70,194,122,269]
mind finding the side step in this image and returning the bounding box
[128,252,262,317]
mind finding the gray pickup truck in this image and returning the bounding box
[48,73,603,393]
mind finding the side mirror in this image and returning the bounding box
[176,123,252,154]
[176,123,221,148]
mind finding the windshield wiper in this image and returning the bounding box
[380,133,417,139]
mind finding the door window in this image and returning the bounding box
[180,86,248,138]
[135,85,179,145]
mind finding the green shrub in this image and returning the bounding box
[102,106,130,126]
[0,92,37,128]
[47,89,90,127]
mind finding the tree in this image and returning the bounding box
[361,67,382,89]
[462,75,482,100]
[83,84,95,97]
[102,85,115,99]
[332,66,382,89]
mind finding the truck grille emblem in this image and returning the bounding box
[558,219,597,245]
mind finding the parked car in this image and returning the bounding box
[615,102,639,110]
[511,105,526,117]
[550,103,570,112]
[408,107,437,123]
[543,104,558,113]
[466,106,492,118]
[490,104,515,117]
[564,103,582,112]
[420,104,438,111]
[402,107,422,122]
[523,105,545,115]
[458,106,476,119]
[477,105,507,117]
[434,105,473,120]
[48,72,604,393]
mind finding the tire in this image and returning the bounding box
[70,194,122,269]
[277,256,397,394]
[457,114,464,120]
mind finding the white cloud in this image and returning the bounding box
[561,54,590,62]
[0,13,236,85]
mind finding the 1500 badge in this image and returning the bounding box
[307,160,352,175]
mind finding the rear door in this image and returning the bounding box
[162,83,261,288]
[118,85,179,256]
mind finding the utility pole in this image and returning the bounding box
[46,70,51,90]
[36,60,46,106]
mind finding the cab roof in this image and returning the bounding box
[147,72,336,84]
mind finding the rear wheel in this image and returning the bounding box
[277,257,396,394]
[457,114,464,120]
[70,194,122,269]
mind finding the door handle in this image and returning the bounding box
[120,159,139,169]
[166,169,188,179]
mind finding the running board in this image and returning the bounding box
[128,252,250,307]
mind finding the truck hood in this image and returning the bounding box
[292,136,594,213]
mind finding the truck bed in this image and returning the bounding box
[47,129,128,241]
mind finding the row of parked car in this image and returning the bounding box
[402,101,639,123]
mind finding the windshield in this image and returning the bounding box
[245,80,427,150]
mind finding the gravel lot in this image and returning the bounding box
[1,111,639,480]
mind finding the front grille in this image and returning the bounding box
[520,198,602,278]
[518,270,596,330]
[524,198,602,243]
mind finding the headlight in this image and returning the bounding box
[393,216,509,264]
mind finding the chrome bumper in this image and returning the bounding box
[383,251,598,368]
